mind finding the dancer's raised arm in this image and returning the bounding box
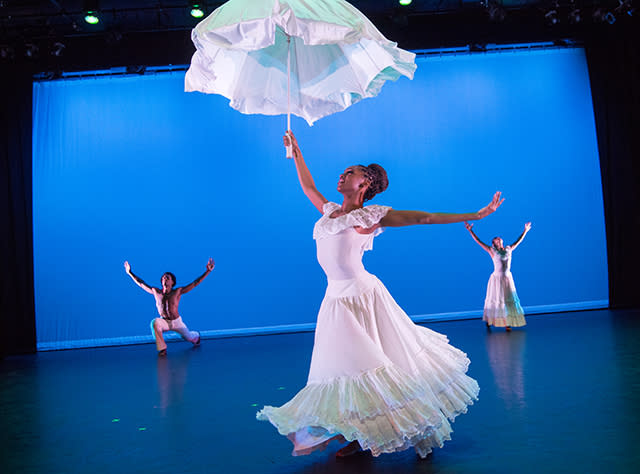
[463,222,493,255]
[284,131,328,213]
[510,222,532,250]
[180,258,215,294]
[379,192,504,228]
[124,261,156,294]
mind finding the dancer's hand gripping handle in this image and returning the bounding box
[284,130,294,159]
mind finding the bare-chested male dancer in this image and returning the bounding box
[124,258,215,356]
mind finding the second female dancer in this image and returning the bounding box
[464,221,531,330]
[258,132,503,458]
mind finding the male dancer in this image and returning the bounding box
[124,258,214,355]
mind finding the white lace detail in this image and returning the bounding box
[313,202,392,240]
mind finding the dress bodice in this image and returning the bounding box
[490,246,512,274]
[313,202,391,280]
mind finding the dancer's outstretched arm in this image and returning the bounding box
[464,222,493,255]
[379,192,504,228]
[180,258,215,294]
[284,131,327,213]
[510,222,532,250]
[124,261,156,294]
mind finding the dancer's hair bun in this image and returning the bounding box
[362,163,388,202]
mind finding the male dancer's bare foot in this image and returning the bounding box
[158,349,167,356]
[336,440,362,458]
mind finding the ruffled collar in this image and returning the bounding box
[313,202,391,240]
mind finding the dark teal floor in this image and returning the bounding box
[2,309,640,474]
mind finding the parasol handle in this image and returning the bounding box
[285,35,293,159]
[285,131,293,159]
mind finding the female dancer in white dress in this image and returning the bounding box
[258,132,504,459]
[464,222,531,330]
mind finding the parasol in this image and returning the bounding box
[185,0,416,154]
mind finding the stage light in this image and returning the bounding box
[592,7,605,21]
[545,8,559,25]
[51,42,65,57]
[568,8,582,23]
[25,43,39,59]
[593,7,616,23]
[615,0,634,16]
[190,4,204,18]
[488,4,506,21]
[399,0,413,5]
[84,0,100,24]
[0,44,14,60]
[567,0,581,23]
[84,12,99,24]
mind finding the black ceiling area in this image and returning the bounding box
[0,0,637,72]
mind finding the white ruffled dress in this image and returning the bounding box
[483,247,526,328]
[257,202,479,458]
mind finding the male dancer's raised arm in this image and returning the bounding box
[124,261,156,294]
[180,258,215,294]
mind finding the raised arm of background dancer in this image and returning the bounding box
[379,192,504,228]
[464,222,493,254]
[284,131,328,213]
[510,222,532,250]
[180,258,215,294]
[124,261,155,294]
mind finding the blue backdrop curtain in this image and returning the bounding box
[31,47,608,350]
[1,29,638,355]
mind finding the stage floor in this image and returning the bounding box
[2,309,639,474]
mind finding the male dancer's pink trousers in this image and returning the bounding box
[150,317,199,351]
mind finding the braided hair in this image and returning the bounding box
[358,164,389,202]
